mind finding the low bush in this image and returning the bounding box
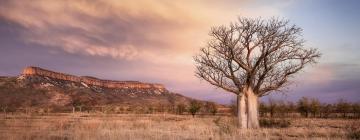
[260,118,291,128]
[347,123,360,139]
[213,117,235,135]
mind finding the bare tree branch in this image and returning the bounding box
[194,17,321,97]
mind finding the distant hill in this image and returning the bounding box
[0,66,217,113]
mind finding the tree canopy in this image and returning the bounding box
[194,17,321,96]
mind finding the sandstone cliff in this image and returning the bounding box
[0,67,219,113]
[22,66,165,89]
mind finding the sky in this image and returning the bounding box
[0,0,359,104]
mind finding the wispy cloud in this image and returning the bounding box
[0,0,288,61]
[0,0,203,60]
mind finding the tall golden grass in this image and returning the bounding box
[0,113,358,140]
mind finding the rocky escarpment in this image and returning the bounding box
[0,67,199,111]
[22,66,165,90]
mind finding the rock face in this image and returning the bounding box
[22,66,165,90]
[0,66,217,112]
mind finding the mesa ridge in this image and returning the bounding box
[22,66,165,89]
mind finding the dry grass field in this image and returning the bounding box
[0,113,359,140]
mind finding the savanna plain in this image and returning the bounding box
[0,113,359,140]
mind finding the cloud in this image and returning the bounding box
[0,0,289,61]
[0,0,203,60]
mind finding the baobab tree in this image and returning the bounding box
[194,17,320,128]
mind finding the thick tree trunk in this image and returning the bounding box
[245,87,260,128]
[237,94,247,128]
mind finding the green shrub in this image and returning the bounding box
[189,100,202,117]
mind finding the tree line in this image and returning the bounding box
[0,99,219,117]
[256,97,360,118]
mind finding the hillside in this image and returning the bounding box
[0,67,208,113]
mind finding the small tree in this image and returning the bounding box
[336,99,351,118]
[297,97,311,117]
[309,98,320,117]
[277,100,287,118]
[204,102,218,115]
[176,104,186,115]
[23,100,35,115]
[259,102,268,117]
[71,99,83,113]
[285,101,296,117]
[189,100,202,117]
[320,103,332,118]
[352,103,360,119]
[268,98,278,118]
[147,106,154,114]
[168,96,176,113]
